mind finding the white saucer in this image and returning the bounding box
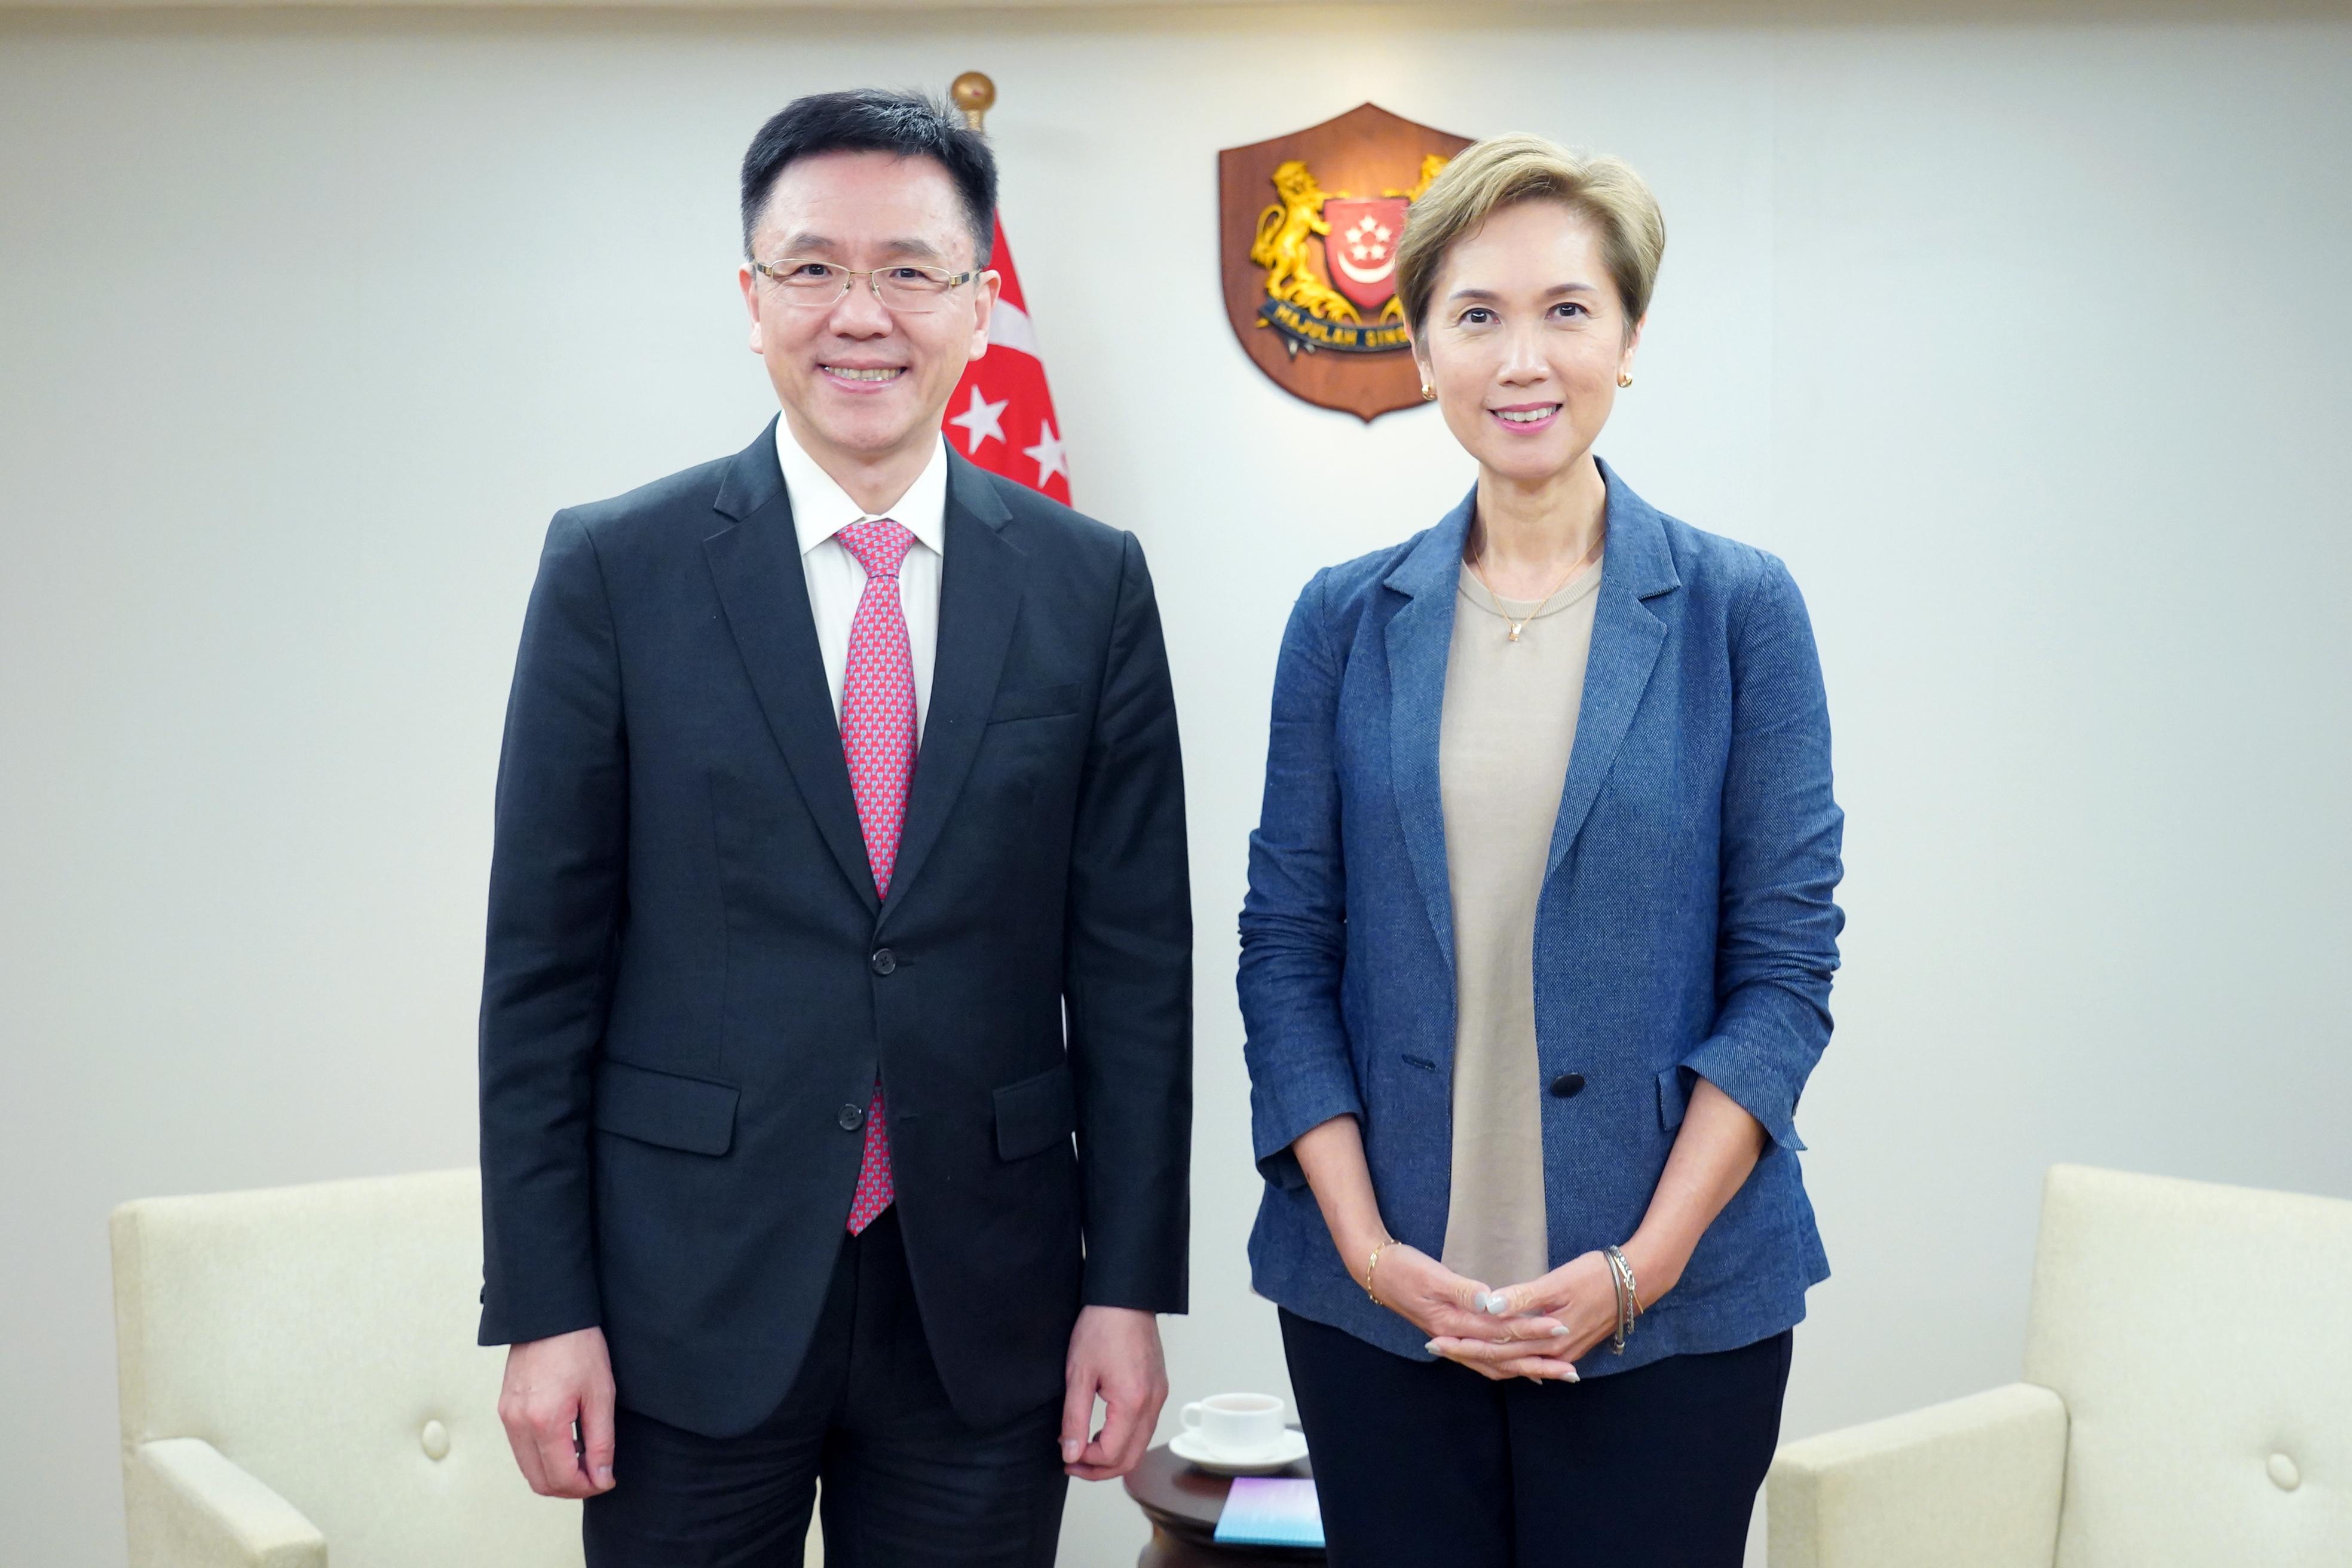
[1169,1428,1309,1476]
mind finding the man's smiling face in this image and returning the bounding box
[739,149,999,473]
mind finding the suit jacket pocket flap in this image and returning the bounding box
[594,1059,740,1156]
[993,1062,1077,1160]
[988,684,1082,724]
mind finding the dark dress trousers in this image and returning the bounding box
[1281,1309,1791,1566]
[476,421,1192,1447]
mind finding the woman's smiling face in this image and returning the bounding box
[1414,200,1640,489]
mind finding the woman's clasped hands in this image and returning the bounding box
[1368,1242,1609,1383]
[1407,1248,1630,1383]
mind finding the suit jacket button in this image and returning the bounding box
[869,948,898,976]
[1550,1073,1587,1098]
[839,1104,866,1131]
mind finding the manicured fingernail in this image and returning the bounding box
[1061,1440,1082,1462]
[1560,1368,1580,1382]
[595,1466,614,1486]
[1424,1340,1442,1353]
[1551,1324,1570,1337]
[1477,1292,1503,1314]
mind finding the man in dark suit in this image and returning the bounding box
[477,90,1192,1566]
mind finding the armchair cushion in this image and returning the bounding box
[111,1168,825,1567]
[111,1170,581,1567]
[1768,1382,2067,1568]
[2025,1165,2352,1568]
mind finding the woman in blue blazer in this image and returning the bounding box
[1238,135,1845,1566]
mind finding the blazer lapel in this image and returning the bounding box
[702,420,880,916]
[1544,461,1682,879]
[877,454,1021,932]
[1383,489,1476,978]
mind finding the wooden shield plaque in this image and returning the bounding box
[1218,103,1475,422]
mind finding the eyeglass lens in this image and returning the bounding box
[765,264,959,313]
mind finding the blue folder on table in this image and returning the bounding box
[1214,1477,1325,1549]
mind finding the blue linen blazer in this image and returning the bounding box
[1238,461,1844,1373]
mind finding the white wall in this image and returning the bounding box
[4,10,2348,1565]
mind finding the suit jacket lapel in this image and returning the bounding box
[702,420,880,916]
[1383,490,1475,978]
[1544,461,1681,879]
[878,454,1020,933]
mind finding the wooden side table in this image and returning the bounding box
[1120,1433,1325,1567]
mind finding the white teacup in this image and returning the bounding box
[1180,1392,1287,1457]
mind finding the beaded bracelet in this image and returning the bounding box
[1364,1239,1399,1307]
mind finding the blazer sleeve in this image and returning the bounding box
[476,512,626,1346]
[1063,531,1193,1313]
[1236,571,1364,1192]
[1680,554,1845,1151]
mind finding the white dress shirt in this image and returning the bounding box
[774,422,948,743]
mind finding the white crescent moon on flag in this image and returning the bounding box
[987,299,1043,359]
[1331,252,1398,286]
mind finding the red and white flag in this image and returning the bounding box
[945,216,1070,505]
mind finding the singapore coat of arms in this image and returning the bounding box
[1218,103,1474,421]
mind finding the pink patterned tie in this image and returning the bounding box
[835,516,917,1235]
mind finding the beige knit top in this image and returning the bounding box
[1437,557,1604,1291]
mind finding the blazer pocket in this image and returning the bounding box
[1656,1065,1690,1134]
[988,684,1082,724]
[993,1061,1077,1161]
[594,1059,740,1156]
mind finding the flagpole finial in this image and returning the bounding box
[951,72,996,133]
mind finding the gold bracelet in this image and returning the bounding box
[1364,1239,1398,1307]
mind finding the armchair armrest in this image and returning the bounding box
[1768,1382,2067,1568]
[125,1438,327,1568]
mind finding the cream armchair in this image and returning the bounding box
[1768,1163,2352,1567]
[111,1167,822,1567]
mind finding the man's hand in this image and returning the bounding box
[498,1325,618,1498]
[1059,1306,1167,1481]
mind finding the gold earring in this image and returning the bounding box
[1420,384,1437,402]
[1617,371,1634,388]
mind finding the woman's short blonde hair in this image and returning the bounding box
[1395,133,1666,338]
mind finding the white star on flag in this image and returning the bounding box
[1023,421,1067,487]
[940,215,1070,504]
[948,384,1009,454]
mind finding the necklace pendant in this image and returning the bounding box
[1507,623,1523,642]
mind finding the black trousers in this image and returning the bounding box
[584,1208,1068,1567]
[1281,1309,1792,1568]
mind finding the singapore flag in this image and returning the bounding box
[945,216,1070,506]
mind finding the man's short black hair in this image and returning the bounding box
[739,89,998,269]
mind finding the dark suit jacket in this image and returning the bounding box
[477,421,1192,1437]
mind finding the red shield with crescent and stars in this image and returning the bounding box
[1321,197,1408,314]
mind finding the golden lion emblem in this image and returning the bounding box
[1251,160,1362,327]
[1250,155,1453,332]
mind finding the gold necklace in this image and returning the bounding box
[1471,531,1606,642]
